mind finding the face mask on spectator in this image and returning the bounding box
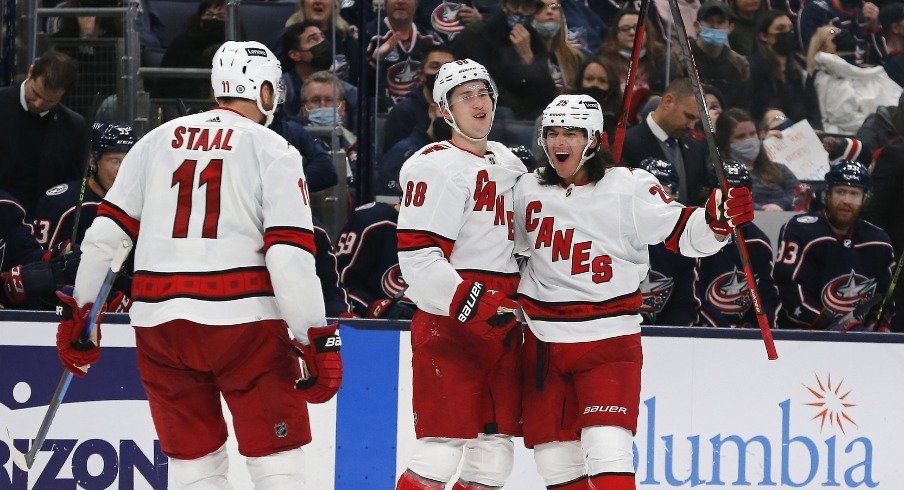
[308,40,334,70]
[698,27,729,48]
[308,107,341,126]
[531,20,561,39]
[424,72,439,92]
[772,31,799,55]
[581,87,612,106]
[731,136,761,162]
[619,47,646,59]
[506,12,532,27]
[200,19,225,34]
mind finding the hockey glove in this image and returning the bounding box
[55,290,103,377]
[291,323,343,403]
[450,280,519,339]
[369,298,416,320]
[705,187,755,236]
[828,295,884,332]
[1,266,27,306]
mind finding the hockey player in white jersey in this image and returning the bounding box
[514,94,755,490]
[395,59,528,490]
[54,41,342,489]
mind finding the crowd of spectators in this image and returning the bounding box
[1,0,903,331]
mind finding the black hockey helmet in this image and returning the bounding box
[639,158,678,190]
[825,159,869,190]
[91,121,137,158]
[707,159,752,189]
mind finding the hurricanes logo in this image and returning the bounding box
[706,267,751,314]
[640,271,674,314]
[820,270,876,315]
[381,265,411,303]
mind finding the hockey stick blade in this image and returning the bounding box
[14,238,133,471]
[4,427,29,471]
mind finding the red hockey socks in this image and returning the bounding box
[397,470,445,489]
[548,475,590,489]
[587,472,636,490]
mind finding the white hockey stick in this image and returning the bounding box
[6,238,133,471]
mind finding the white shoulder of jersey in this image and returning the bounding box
[487,141,529,173]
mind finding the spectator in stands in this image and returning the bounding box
[806,25,902,134]
[652,0,700,51]
[775,161,895,331]
[857,93,904,150]
[864,142,904,331]
[881,2,904,87]
[50,0,123,39]
[285,0,360,84]
[300,71,358,179]
[691,84,726,140]
[728,0,766,56]
[452,0,558,119]
[597,7,680,96]
[377,103,453,196]
[577,58,623,137]
[533,0,585,93]
[623,78,709,206]
[155,0,226,100]
[365,0,440,107]
[797,0,881,67]
[716,108,799,210]
[747,10,820,126]
[559,0,607,57]
[0,50,87,214]
[382,44,455,153]
[416,0,490,44]
[281,22,359,125]
[271,111,339,193]
[692,2,751,110]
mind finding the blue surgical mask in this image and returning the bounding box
[307,107,341,127]
[730,137,761,162]
[698,27,729,48]
[531,20,561,39]
[506,12,531,27]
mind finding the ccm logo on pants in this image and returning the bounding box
[584,405,628,415]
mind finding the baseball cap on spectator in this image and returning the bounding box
[697,1,732,21]
[880,2,904,30]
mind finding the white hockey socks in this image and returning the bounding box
[169,443,233,489]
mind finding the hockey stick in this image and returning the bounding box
[68,92,103,248]
[870,248,904,331]
[611,0,651,164]
[664,0,778,360]
[7,238,134,471]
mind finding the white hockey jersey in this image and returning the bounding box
[75,107,326,337]
[514,167,727,342]
[397,140,528,315]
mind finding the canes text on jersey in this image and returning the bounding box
[473,170,515,240]
[525,200,613,283]
[171,127,234,151]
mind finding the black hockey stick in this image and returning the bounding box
[6,238,133,471]
[611,0,651,164]
[870,248,903,331]
[665,0,778,360]
[68,92,103,247]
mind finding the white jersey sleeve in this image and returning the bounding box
[396,148,469,315]
[630,169,724,257]
[262,147,327,340]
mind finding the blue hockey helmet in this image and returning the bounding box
[91,121,137,158]
[824,159,869,190]
[639,158,678,190]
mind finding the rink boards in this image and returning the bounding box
[1,312,903,489]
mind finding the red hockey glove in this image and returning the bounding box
[706,187,755,235]
[450,280,519,339]
[107,292,132,312]
[2,266,27,306]
[55,290,103,377]
[291,323,343,403]
[369,298,415,320]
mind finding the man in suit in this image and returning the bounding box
[0,50,88,214]
[622,78,709,206]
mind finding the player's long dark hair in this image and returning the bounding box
[537,130,613,186]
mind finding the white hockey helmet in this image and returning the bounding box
[211,41,285,126]
[539,94,605,170]
[432,59,498,140]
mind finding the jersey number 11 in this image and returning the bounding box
[171,158,223,238]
